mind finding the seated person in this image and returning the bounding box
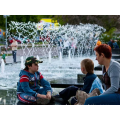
[72,77,104,105]
[84,44,120,105]
[17,56,52,105]
[53,58,104,105]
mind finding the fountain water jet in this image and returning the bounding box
[1,59,5,73]
[20,56,24,69]
[0,22,106,89]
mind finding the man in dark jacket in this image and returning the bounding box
[108,40,113,49]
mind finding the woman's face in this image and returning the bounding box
[95,51,104,65]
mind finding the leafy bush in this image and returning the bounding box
[99,27,120,47]
[99,27,117,43]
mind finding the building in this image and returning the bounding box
[36,18,60,30]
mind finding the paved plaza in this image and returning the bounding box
[0,46,59,64]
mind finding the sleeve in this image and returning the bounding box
[39,73,52,92]
[20,75,38,97]
[100,64,120,95]
[89,77,104,94]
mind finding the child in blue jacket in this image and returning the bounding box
[53,58,104,105]
[17,56,52,104]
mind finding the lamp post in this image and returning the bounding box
[3,15,10,54]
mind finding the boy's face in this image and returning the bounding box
[81,63,87,74]
[28,63,39,73]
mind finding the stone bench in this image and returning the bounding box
[77,71,103,83]
[50,83,84,88]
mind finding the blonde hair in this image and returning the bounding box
[81,59,94,74]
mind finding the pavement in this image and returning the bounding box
[1,55,21,64]
[0,46,59,65]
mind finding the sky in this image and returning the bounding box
[0,0,120,15]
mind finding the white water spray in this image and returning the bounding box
[20,56,24,69]
[1,59,5,73]
[49,50,51,63]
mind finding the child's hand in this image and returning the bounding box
[46,91,51,100]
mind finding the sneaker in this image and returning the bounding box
[52,94,65,103]
[53,94,61,99]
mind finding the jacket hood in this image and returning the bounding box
[19,70,30,77]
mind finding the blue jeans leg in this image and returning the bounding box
[17,93,36,104]
[17,88,49,104]
[84,93,120,105]
[12,50,17,62]
[59,86,78,103]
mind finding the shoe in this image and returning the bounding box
[52,94,65,103]
[50,96,55,102]
[53,94,61,99]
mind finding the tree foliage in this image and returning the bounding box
[0,15,55,30]
[0,15,120,32]
[54,15,120,31]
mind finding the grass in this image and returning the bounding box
[0,43,4,46]
[0,54,12,56]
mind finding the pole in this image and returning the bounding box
[5,16,8,55]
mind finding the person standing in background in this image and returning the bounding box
[96,39,102,46]
[108,39,113,49]
[1,51,6,63]
[11,38,18,63]
[113,40,119,48]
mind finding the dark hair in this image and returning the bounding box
[81,59,94,74]
[94,44,112,59]
[112,40,114,43]
[24,63,32,70]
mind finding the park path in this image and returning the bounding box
[0,46,59,64]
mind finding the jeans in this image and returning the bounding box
[84,93,120,105]
[12,50,17,62]
[59,86,79,104]
[17,88,48,104]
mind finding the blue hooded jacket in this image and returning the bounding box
[17,70,52,98]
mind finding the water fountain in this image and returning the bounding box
[0,21,106,104]
[1,59,5,73]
